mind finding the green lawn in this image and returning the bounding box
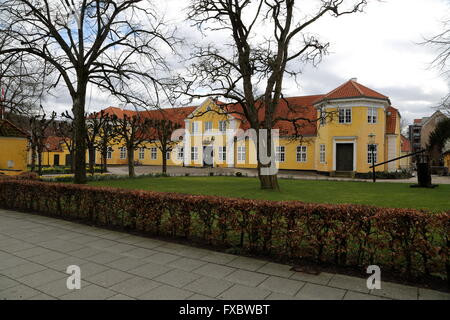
[89,176,450,212]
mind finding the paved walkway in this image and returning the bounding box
[106,165,450,184]
[0,209,448,300]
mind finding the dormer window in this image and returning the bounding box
[338,108,352,124]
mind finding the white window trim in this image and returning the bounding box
[296,145,307,163]
[368,107,377,124]
[138,147,145,160]
[218,146,227,161]
[177,147,184,160]
[319,144,326,164]
[219,120,227,133]
[150,147,158,160]
[204,121,213,132]
[237,146,246,162]
[367,144,378,164]
[191,147,198,161]
[276,146,285,163]
[338,108,352,124]
[106,147,113,160]
[119,147,127,160]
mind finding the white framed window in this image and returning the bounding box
[276,146,285,162]
[119,147,127,159]
[368,107,377,124]
[218,146,226,161]
[237,146,246,161]
[219,120,227,132]
[204,121,212,132]
[177,147,184,160]
[339,108,352,123]
[138,147,145,160]
[319,144,326,163]
[106,147,113,160]
[191,147,198,161]
[150,147,157,160]
[191,122,199,133]
[166,151,171,160]
[367,144,378,164]
[296,146,307,162]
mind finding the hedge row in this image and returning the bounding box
[0,180,448,282]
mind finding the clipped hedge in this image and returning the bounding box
[0,180,448,282]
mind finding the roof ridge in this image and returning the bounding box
[351,80,365,96]
[321,80,352,99]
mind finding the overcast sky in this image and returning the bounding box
[45,0,450,125]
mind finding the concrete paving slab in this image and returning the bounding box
[295,283,346,300]
[183,276,234,298]
[137,284,194,300]
[257,276,305,296]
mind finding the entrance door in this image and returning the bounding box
[203,146,214,167]
[336,143,353,171]
[54,154,60,166]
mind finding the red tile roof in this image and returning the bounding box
[386,106,399,134]
[315,79,389,104]
[220,95,324,136]
[99,106,196,129]
[43,136,65,152]
[401,135,411,153]
[413,119,422,124]
[0,119,28,137]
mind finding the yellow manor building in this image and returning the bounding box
[99,79,403,175]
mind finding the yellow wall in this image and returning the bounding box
[444,153,450,171]
[315,106,386,173]
[0,137,28,175]
[90,99,402,174]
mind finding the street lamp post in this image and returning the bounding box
[368,133,376,183]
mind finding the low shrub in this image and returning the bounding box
[0,180,448,283]
[0,172,39,181]
[356,169,413,180]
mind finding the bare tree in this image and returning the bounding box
[0,51,49,118]
[29,111,57,175]
[97,115,116,174]
[183,0,366,190]
[54,113,76,172]
[422,18,450,115]
[147,118,181,174]
[112,114,150,177]
[86,110,112,175]
[0,0,179,183]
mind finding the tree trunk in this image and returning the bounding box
[30,143,37,172]
[127,147,135,177]
[37,149,43,176]
[162,145,167,174]
[256,127,280,190]
[72,84,88,184]
[70,149,75,173]
[258,167,279,190]
[88,145,95,175]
